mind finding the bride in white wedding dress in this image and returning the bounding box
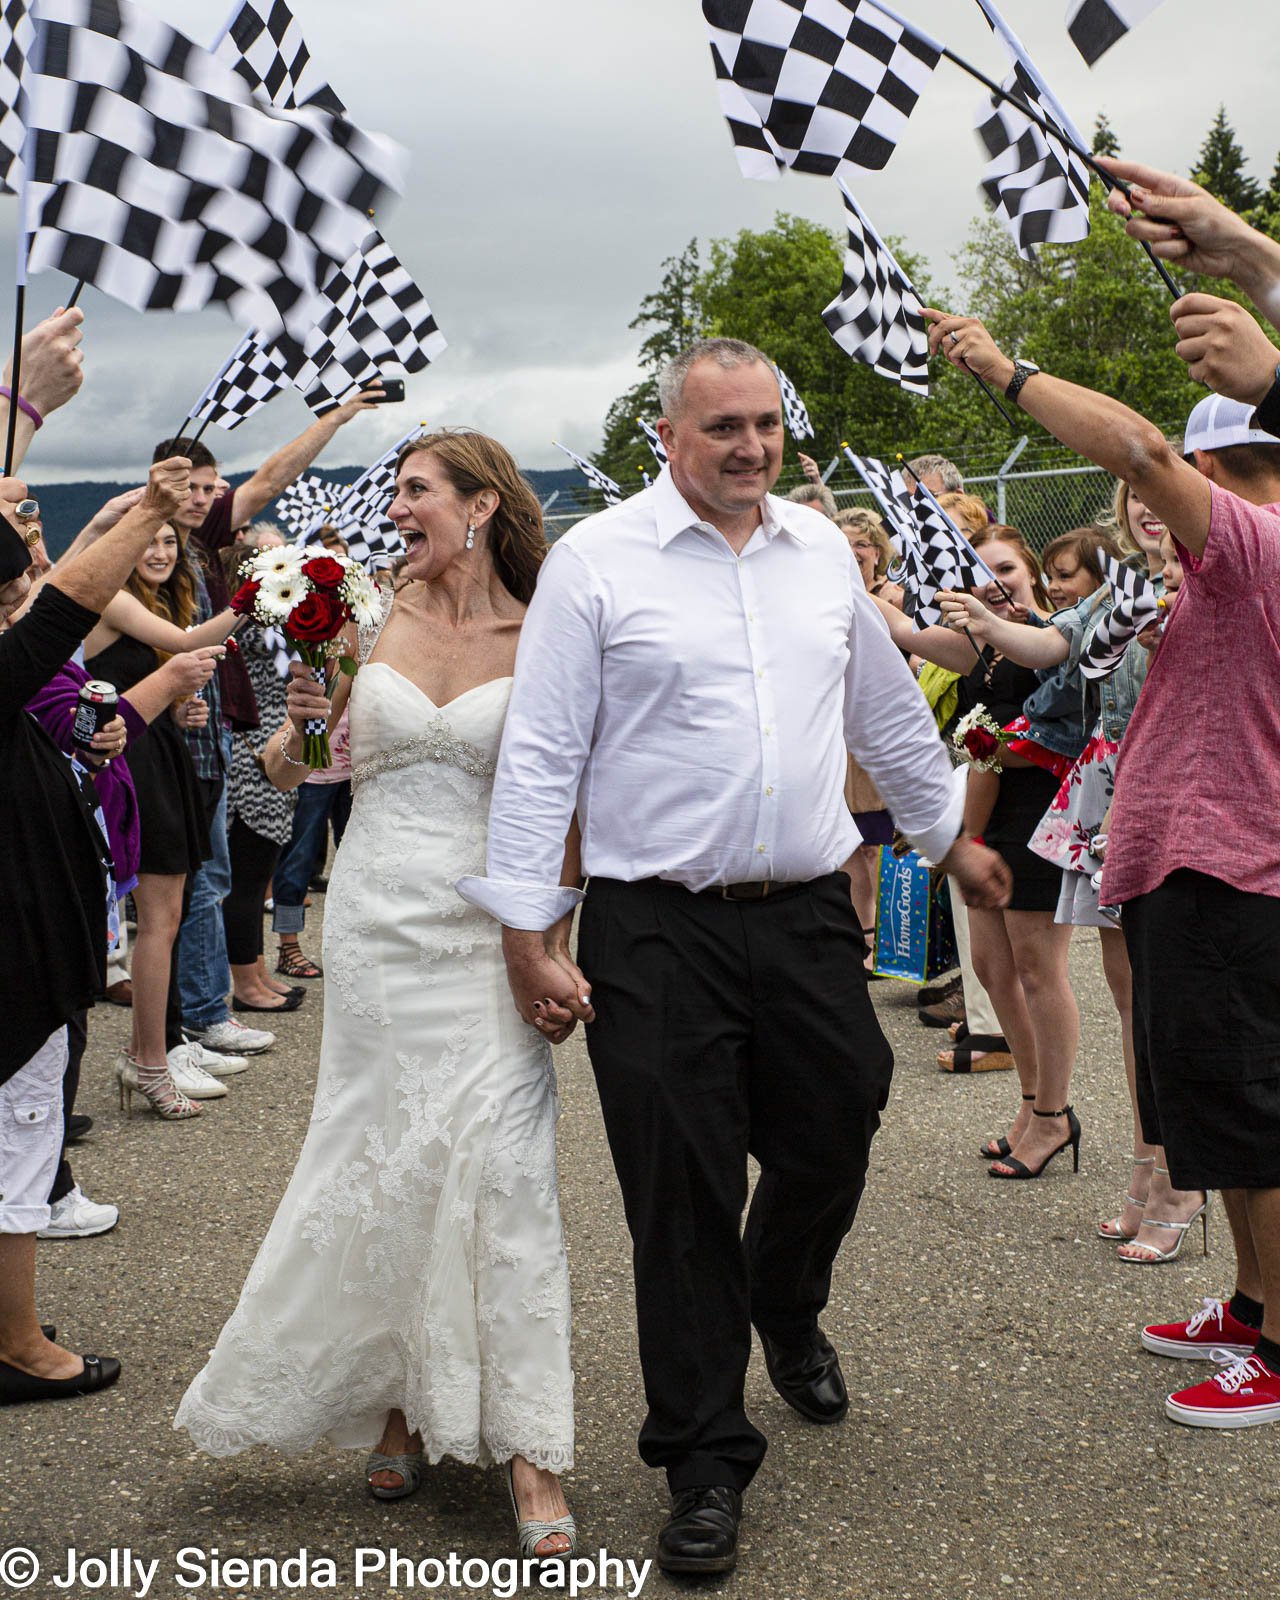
[175,433,581,1558]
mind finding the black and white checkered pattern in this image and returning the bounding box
[554,443,622,506]
[1066,0,1165,65]
[842,448,915,553]
[215,0,345,113]
[973,0,1090,260]
[637,418,669,468]
[190,333,294,431]
[302,427,426,566]
[773,364,815,440]
[822,180,929,394]
[22,0,404,342]
[262,624,294,680]
[703,0,941,179]
[911,484,994,591]
[1080,555,1160,678]
[0,0,32,195]
[274,471,342,539]
[892,515,940,626]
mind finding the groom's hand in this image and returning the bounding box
[502,927,595,1040]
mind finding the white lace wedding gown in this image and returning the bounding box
[175,662,574,1473]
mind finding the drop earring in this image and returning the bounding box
[465,522,476,550]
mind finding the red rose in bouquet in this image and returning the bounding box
[288,590,347,642]
[302,555,346,590]
[963,727,1001,764]
[230,579,261,616]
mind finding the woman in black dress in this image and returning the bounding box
[83,524,238,1120]
[876,530,1084,1183]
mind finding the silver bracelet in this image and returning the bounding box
[278,727,309,769]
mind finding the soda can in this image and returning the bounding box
[72,680,119,754]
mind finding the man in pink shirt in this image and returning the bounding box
[922,309,1280,1433]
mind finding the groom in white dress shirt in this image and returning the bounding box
[458,339,1010,1575]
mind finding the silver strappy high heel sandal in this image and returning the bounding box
[365,1450,424,1500]
[1118,1171,1210,1265]
[506,1461,577,1561]
[1097,1154,1155,1241]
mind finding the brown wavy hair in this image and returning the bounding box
[396,430,546,603]
[1040,526,1120,593]
[126,523,197,656]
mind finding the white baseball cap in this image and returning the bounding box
[1183,392,1276,454]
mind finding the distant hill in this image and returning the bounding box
[34,465,605,558]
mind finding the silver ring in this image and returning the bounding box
[949,330,960,344]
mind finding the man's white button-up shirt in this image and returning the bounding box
[457,468,963,930]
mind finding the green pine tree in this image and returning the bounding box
[1192,105,1263,211]
[1091,113,1120,158]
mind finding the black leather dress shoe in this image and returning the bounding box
[657,1486,742,1574]
[67,1114,93,1142]
[756,1327,849,1424]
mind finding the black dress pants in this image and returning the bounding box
[578,872,894,1494]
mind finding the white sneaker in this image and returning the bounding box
[166,1043,229,1099]
[183,1038,249,1077]
[188,1018,275,1055]
[38,1185,119,1239]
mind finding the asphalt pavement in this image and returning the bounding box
[3,915,1273,1600]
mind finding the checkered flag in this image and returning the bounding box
[189,333,295,431]
[1080,555,1159,678]
[0,0,33,195]
[822,180,929,394]
[773,365,815,440]
[214,0,345,113]
[274,472,342,539]
[893,516,942,626]
[23,0,405,343]
[301,426,426,566]
[703,0,942,179]
[261,624,295,679]
[1066,0,1165,65]
[554,443,622,506]
[911,484,994,591]
[973,0,1091,260]
[637,418,668,468]
[842,448,915,554]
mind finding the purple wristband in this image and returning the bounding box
[0,385,42,430]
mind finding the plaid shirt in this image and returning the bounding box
[183,566,227,781]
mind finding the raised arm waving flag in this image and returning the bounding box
[822,180,929,394]
[702,0,942,178]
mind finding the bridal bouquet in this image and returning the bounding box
[950,705,1014,773]
[230,547,381,768]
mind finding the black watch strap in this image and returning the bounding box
[1252,364,1280,440]
[1004,360,1039,406]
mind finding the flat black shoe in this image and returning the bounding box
[756,1326,849,1424]
[0,1353,121,1406]
[66,1114,93,1142]
[232,992,304,1013]
[657,1486,741,1575]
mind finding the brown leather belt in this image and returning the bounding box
[717,881,773,901]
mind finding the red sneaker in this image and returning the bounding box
[1166,1355,1280,1428]
[1141,1298,1260,1361]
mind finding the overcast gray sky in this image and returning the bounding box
[8,0,1276,481]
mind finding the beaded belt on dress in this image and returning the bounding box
[351,723,496,789]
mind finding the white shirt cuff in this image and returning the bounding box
[454,876,585,931]
[905,766,967,867]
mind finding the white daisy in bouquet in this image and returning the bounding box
[230,548,376,767]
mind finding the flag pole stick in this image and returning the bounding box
[65,279,84,310]
[938,45,1180,298]
[4,283,25,476]
[190,415,213,448]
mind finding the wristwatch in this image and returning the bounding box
[1252,362,1280,440]
[1004,359,1041,406]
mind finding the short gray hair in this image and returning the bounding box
[906,453,963,492]
[658,337,774,419]
[787,482,837,518]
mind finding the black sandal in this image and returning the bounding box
[277,943,323,980]
[939,1034,1013,1073]
[988,1106,1082,1180]
[0,1353,121,1405]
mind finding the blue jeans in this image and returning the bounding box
[178,729,233,1029]
[272,781,351,935]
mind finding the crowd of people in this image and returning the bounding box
[2,155,1278,1578]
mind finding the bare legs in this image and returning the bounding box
[128,872,186,1068]
[968,907,1079,1171]
[0,1234,82,1380]
[845,845,879,971]
[1223,1188,1280,1343]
